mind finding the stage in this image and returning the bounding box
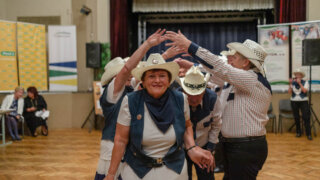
[0,129,319,180]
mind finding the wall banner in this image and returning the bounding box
[48,26,77,91]
[258,25,290,92]
[291,21,320,91]
[17,22,48,90]
[0,20,18,92]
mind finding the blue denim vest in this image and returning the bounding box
[124,89,186,178]
[100,84,132,141]
[292,80,307,99]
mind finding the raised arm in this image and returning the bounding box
[165,31,259,92]
[113,29,166,95]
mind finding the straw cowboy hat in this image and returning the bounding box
[293,68,305,78]
[131,53,179,84]
[222,39,268,76]
[180,66,210,95]
[101,57,126,86]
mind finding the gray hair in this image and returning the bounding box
[14,86,24,93]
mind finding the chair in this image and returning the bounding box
[278,99,294,133]
[19,116,25,138]
[267,103,277,133]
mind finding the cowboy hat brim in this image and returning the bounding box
[101,64,125,86]
[293,71,305,78]
[131,61,179,84]
[180,73,210,96]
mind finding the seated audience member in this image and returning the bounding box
[1,87,24,141]
[288,68,312,140]
[23,86,48,137]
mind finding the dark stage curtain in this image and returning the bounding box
[110,0,129,58]
[275,0,306,23]
[146,21,257,62]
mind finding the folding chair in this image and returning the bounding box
[278,99,294,133]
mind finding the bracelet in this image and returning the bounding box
[186,145,196,152]
[107,173,115,177]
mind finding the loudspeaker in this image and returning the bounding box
[86,43,101,68]
[302,39,320,66]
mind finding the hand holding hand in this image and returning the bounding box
[104,174,115,180]
[187,146,213,170]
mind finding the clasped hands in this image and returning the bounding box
[187,145,215,172]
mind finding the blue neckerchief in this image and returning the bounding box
[292,80,305,89]
[143,89,175,133]
[291,80,307,99]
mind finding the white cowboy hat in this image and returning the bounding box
[293,68,305,78]
[225,39,268,76]
[101,57,126,86]
[131,53,179,84]
[180,66,210,95]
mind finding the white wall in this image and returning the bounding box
[307,0,320,21]
[0,0,6,20]
[3,0,72,25]
[97,0,110,43]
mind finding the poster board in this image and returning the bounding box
[291,21,320,91]
[0,20,18,92]
[17,22,48,90]
[258,24,290,92]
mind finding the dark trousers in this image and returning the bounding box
[5,115,19,138]
[186,150,215,180]
[222,137,268,180]
[291,100,311,136]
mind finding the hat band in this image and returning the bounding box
[183,81,206,90]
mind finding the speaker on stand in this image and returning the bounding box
[302,39,320,136]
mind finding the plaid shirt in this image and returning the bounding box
[189,42,272,138]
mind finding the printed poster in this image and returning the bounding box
[258,25,290,92]
[48,26,77,91]
[0,21,18,92]
[291,21,320,91]
[17,22,48,90]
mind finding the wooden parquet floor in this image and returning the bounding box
[0,129,319,180]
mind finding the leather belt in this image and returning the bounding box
[221,135,266,143]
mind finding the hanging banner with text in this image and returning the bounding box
[17,22,48,90]
[258,25,290,92]
[48,26,77,91]
[291,21,320,91]
[0,20,18,92]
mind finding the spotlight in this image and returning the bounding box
[80,5,91,15]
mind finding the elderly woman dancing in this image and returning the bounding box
[105,52,214,180]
